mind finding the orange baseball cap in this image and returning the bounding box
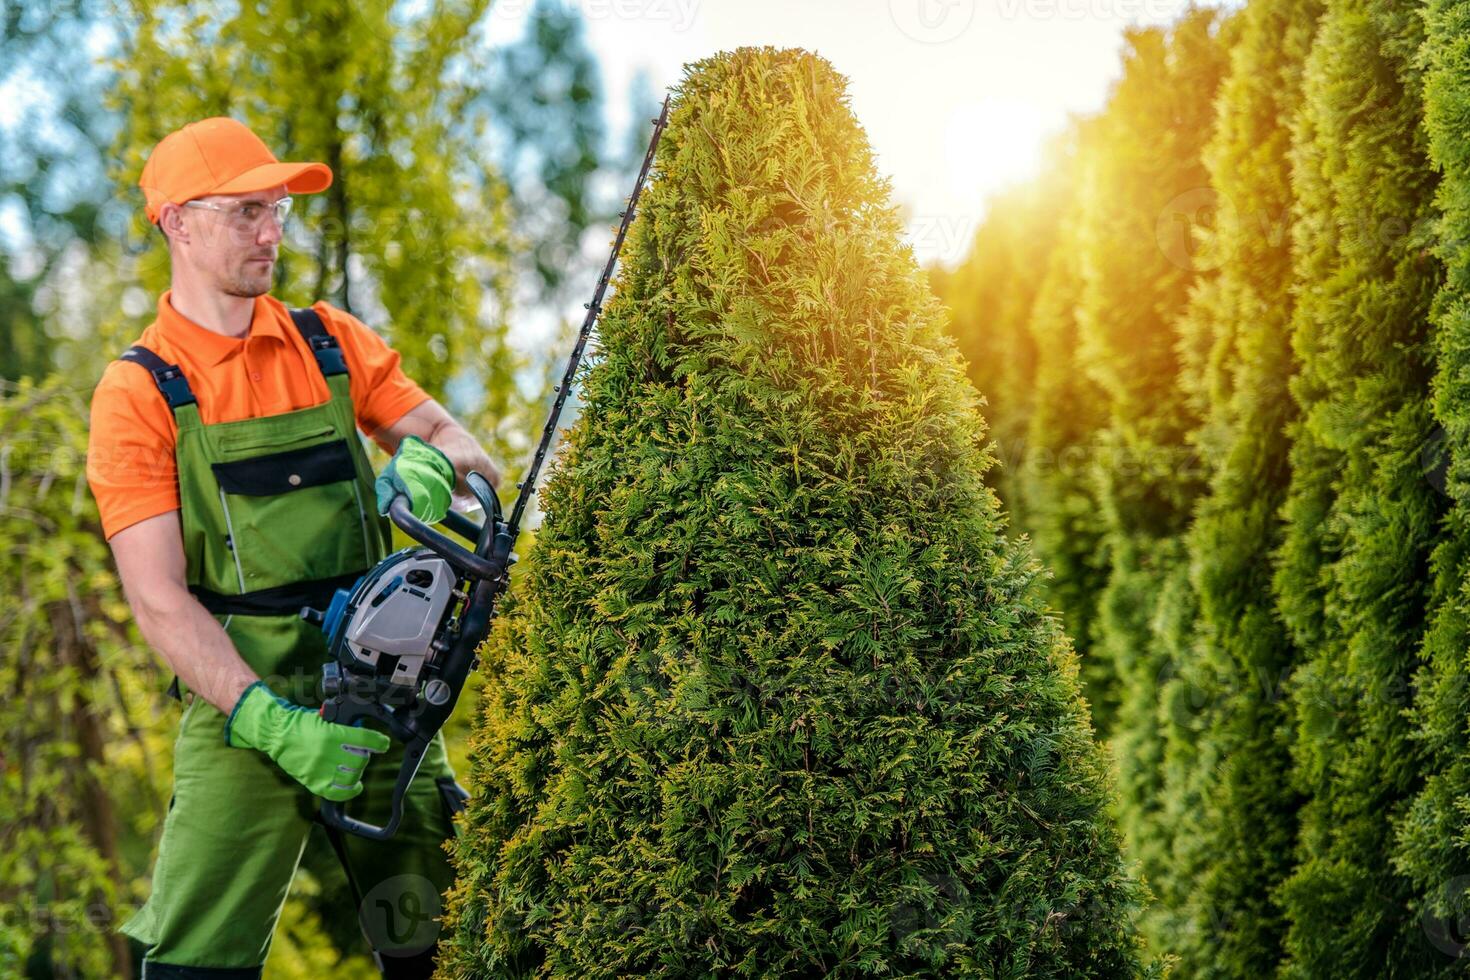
[138,117,333,224]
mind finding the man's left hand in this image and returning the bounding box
[374,397,503,515]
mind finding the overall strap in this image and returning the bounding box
[119,345,197,410]
[118,345,196,703]
[288,307,349,379]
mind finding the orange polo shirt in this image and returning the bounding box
[87,290,431,540]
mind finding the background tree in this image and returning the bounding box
[0,0,119,382]
[471,0,642,515]
[927,21,1235,958]
[931,122,1120,734]
[1069,10,1231,952]
[1153,0,1319,972]
[478,0,609,314]
[926,170,1053,515]
[1388,0,1470,964]
[1266,0,1445,973]
[438,46,1153,979]
[0,378,165,979]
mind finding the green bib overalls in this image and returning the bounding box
[116,309,464,980]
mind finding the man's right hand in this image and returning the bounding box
[224,680,391,801]
[109,512,390,801]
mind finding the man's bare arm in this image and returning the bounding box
[375,397,502,493]
[109,510,258,715]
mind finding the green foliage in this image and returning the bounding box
[0,377,165,978]
[438,47,1152,978]
[1071,9,1232,957]
[933,16,1235,835]
[1019,263,1117,732]
[927,0,1470,973]
[1155,0,1320,973]
[1393,0,1470,964]
[1269,0,1447,973]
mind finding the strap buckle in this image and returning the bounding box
[154,367,197,408]
[311,344,348,377]
[302,323,348,377]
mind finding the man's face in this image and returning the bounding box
[167,184,289,298]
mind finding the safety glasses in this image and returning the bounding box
[182,196,293,230]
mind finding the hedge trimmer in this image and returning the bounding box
[300,96,669,840]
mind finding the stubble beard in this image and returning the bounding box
[220,263,273,298]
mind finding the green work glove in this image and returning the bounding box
[224,680,391,802]
[376,434,455,525]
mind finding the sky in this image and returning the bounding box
[486,0,1204,269]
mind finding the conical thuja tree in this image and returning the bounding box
[437,47,1151,978]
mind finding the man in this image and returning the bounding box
[85,117,500,979]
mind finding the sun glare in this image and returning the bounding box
[944,98,1050,207]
